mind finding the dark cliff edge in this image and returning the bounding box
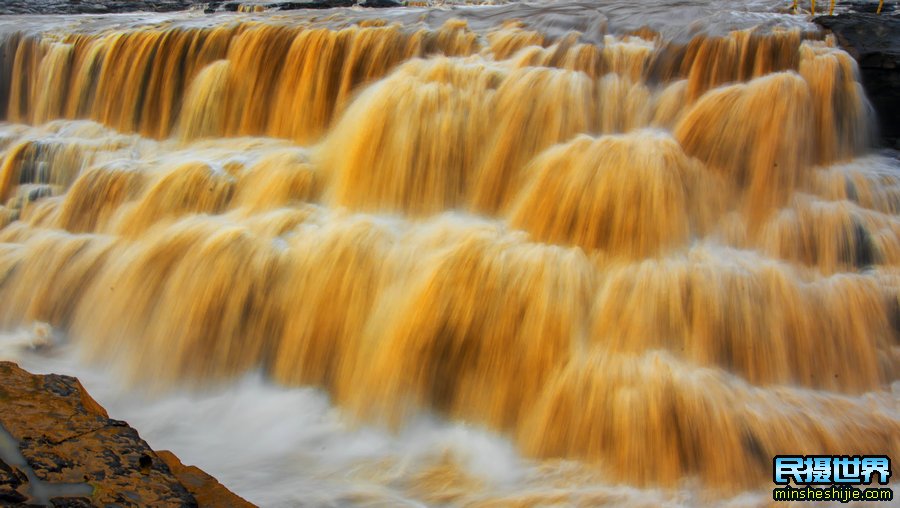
[0,0,402,15]
[815,13,900,149]
[0,361,254,507]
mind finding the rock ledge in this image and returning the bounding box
[815,13,900,149]
[0,361,254,507]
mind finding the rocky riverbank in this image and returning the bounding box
[0,0,400,15]
[0,361,253,507]
[815,13,899,149]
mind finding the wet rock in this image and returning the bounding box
[0,361,252,507]
[0,458,28,503]
[815,14,900,149]
[157,451,255,508]
[0,365,111,446]
[0,0,402,14]
[0,0,201,15]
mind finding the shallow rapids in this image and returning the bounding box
[0,331,769,506]
[0,2,898,506]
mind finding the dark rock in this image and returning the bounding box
[0,1,202,15]
[0,0,405,14]
[0,490,29,504]
[157,450,255,508]
[49,498,92,507]
[0,458,28,503]
[815,14,900,149]
[359,0,402,7]
[0,361,253,507]
[0,458,28,486]
[266,0,357,10]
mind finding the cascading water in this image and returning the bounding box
[0,1,897,505]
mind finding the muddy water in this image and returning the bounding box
[0,2,897,506]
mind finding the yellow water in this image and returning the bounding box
[0,11,897,503]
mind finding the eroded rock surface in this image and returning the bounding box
[0,361,253,507]
[815,13,900,149]
[157,451,255,508]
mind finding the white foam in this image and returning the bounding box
[0,329,768,507]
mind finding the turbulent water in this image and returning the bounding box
[0,1,898,506]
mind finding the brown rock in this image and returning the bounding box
[0,457,28,503]
[0,361,203,506]
[157,450,255,508]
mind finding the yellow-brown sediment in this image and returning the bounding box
[0,18,895,493]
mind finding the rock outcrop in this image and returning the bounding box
[157,451,255,508]
[815,13,900,149]
[0,0,402,15]
[0,361,253,507]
